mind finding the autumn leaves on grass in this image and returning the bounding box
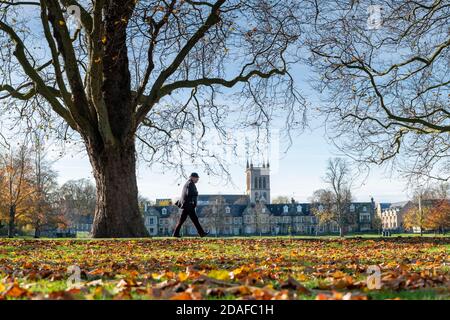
[0,238,449,300]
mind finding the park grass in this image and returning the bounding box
[0,237,448,300]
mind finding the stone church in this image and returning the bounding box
[143,163,376,236]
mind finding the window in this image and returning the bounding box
[262,207,266,213]
[350,204,355,212]
[263,177,267,189]
[150,217,154,225]
[297,205,302,213]
[283,205,289,213]
[161,208,167,215]
[363,206,367,212]
[360,214,370,222]
[225,207,231,214]
[318,205,324,212]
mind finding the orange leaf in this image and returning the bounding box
[5,284,28,298]
[170,292,193,300]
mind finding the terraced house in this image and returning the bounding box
[144,163,377,236]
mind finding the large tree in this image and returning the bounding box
[427,199,450,234]
[0,144,35,237]
[305,0,450,182]
[404,183,450,234]
[311,158,354,237]
[0,0,304,237]
[57,178,96,226]
[26,134,59,238]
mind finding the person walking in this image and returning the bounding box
[173,173,209,238]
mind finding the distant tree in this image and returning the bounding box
[427,200,450,234]
[272,196,290,204]
[0,143,35,237]
[311,158,355,237]
[57,179,96,229]
[425,183,450,234]
[371,214,382,234]
[25,134,59,238]
[403,205,430,235]
[311,188,334,232]
[403,183,450,235]
[203,196,226,236]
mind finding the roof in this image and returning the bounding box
[378,203,392,210]
[196,205,248,217]
[388,201,409,209]
[197,194,250,205]
[147,201,374,218]
[265,203,312,216]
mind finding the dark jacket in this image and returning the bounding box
[179,179,198,209]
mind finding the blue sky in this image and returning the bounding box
[51,124,407,204]
[47,61,408,204]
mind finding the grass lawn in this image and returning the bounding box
[0,237,448,300]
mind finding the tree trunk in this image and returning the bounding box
[8,204,15,238]
[88,140,149,238]
[34,219,40,238]
[339,224,345,237]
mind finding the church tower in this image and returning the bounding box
[246,160,271,204]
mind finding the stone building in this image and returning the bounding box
[144,163,377,236]
[246,161,271,203]
[379,199,447,232]
[379,202,408,232]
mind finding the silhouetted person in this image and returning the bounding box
[173,173,208,238]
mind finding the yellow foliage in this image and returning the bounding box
[207,269,231,281]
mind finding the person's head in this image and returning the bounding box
[190,172,200,183]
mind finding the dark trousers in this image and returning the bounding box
[173,207,205,236]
